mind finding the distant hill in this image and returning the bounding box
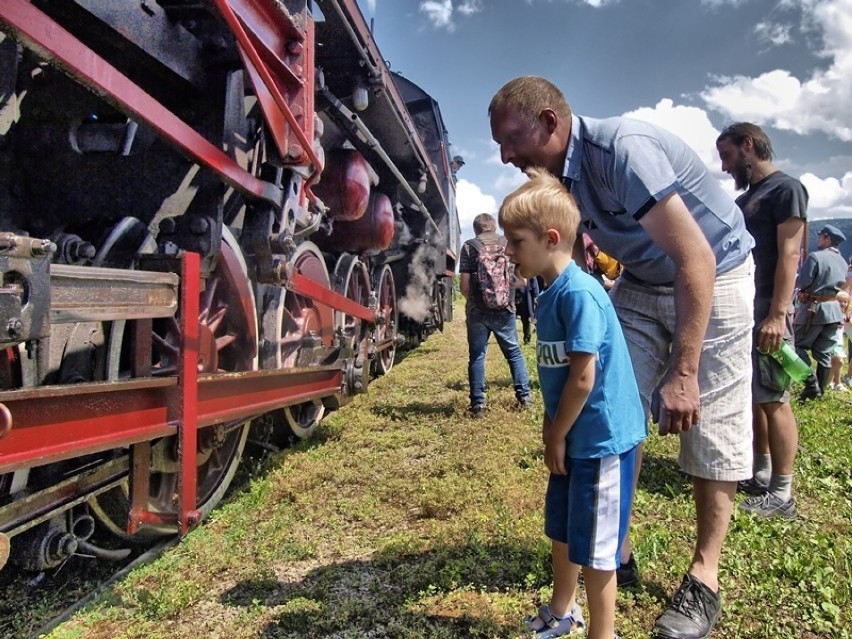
[806,218,852,262]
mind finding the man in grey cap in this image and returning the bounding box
[450,155,465,179]
[794,223,848,402]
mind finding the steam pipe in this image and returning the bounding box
[77,540,133,561]
[70,513,96,542]
[319,87,439,235]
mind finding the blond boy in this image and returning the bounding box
[499,169,645,639]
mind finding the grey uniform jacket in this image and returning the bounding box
[794,246,848,326]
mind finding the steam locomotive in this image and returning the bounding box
[0,0,460,573]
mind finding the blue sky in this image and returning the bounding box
[353,0,852,244]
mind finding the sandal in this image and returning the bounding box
[525,603,586,638]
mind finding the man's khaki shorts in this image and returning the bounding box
[610,258,755,482]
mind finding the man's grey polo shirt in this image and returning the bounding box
[563,115,754,285]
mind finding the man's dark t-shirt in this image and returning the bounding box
[735,171,808,300]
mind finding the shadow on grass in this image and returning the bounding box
[220,542,545,637]
[371,399,459,420]
[637,453,691,498]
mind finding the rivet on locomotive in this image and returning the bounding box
[0,0,460,572]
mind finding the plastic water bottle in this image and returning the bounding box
[766,343,812,383]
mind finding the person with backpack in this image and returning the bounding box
[460,213,532,418]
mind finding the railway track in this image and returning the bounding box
[1,538,175,639]
[0,436,283,639]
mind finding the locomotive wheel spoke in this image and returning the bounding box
[206,306,228,333]
[215,334,238,351]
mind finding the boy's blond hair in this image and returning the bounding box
[498,167,581,241]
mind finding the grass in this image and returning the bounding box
[42,304,852,639]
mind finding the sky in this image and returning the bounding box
[351,0,852,245]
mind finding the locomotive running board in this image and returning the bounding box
[0,364,343,474]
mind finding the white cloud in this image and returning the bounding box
[525,0,617,5]
[482,144,529,211]
[701,0,852,141]
[493,171,528,197]
[418,0,482,30]
[621,98,723,168]
[702,69,803,123]
[754,21,793,46]
[455,179,497,240]
[701,0,748,6]
[458,0,483,16]
[620,98,852,219]
[800,171,852,217]
[419,0,453,30]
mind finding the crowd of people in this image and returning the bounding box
[456,74,848,639]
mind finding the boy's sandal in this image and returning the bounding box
[526,603,585,636]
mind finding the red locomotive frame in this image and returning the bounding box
[0,0,459,571]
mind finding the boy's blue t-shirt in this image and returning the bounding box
[536,261,646,459]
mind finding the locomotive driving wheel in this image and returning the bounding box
[90,228,258,539]
[372,264,397,376]
[259,242,334,439]
[333,254,371,396]
[431,280,445,333]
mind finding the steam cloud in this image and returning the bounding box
[398,242,439,322]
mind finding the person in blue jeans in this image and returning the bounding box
[459,212,531,418]
[500,168,645,639]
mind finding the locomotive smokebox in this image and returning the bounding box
[320,192,395,253]
[313,148,371,221]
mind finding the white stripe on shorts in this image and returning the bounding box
[589,455,621,570]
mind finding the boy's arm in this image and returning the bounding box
[544,352,595,475]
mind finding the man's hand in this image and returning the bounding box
[757,313,785,353]
[655,372,701,436]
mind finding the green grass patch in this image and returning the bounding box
[44,305,852,638]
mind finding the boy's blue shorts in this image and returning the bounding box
[544,444,639,570]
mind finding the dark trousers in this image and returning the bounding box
[517,308,533,343]
[795,321,838,369]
